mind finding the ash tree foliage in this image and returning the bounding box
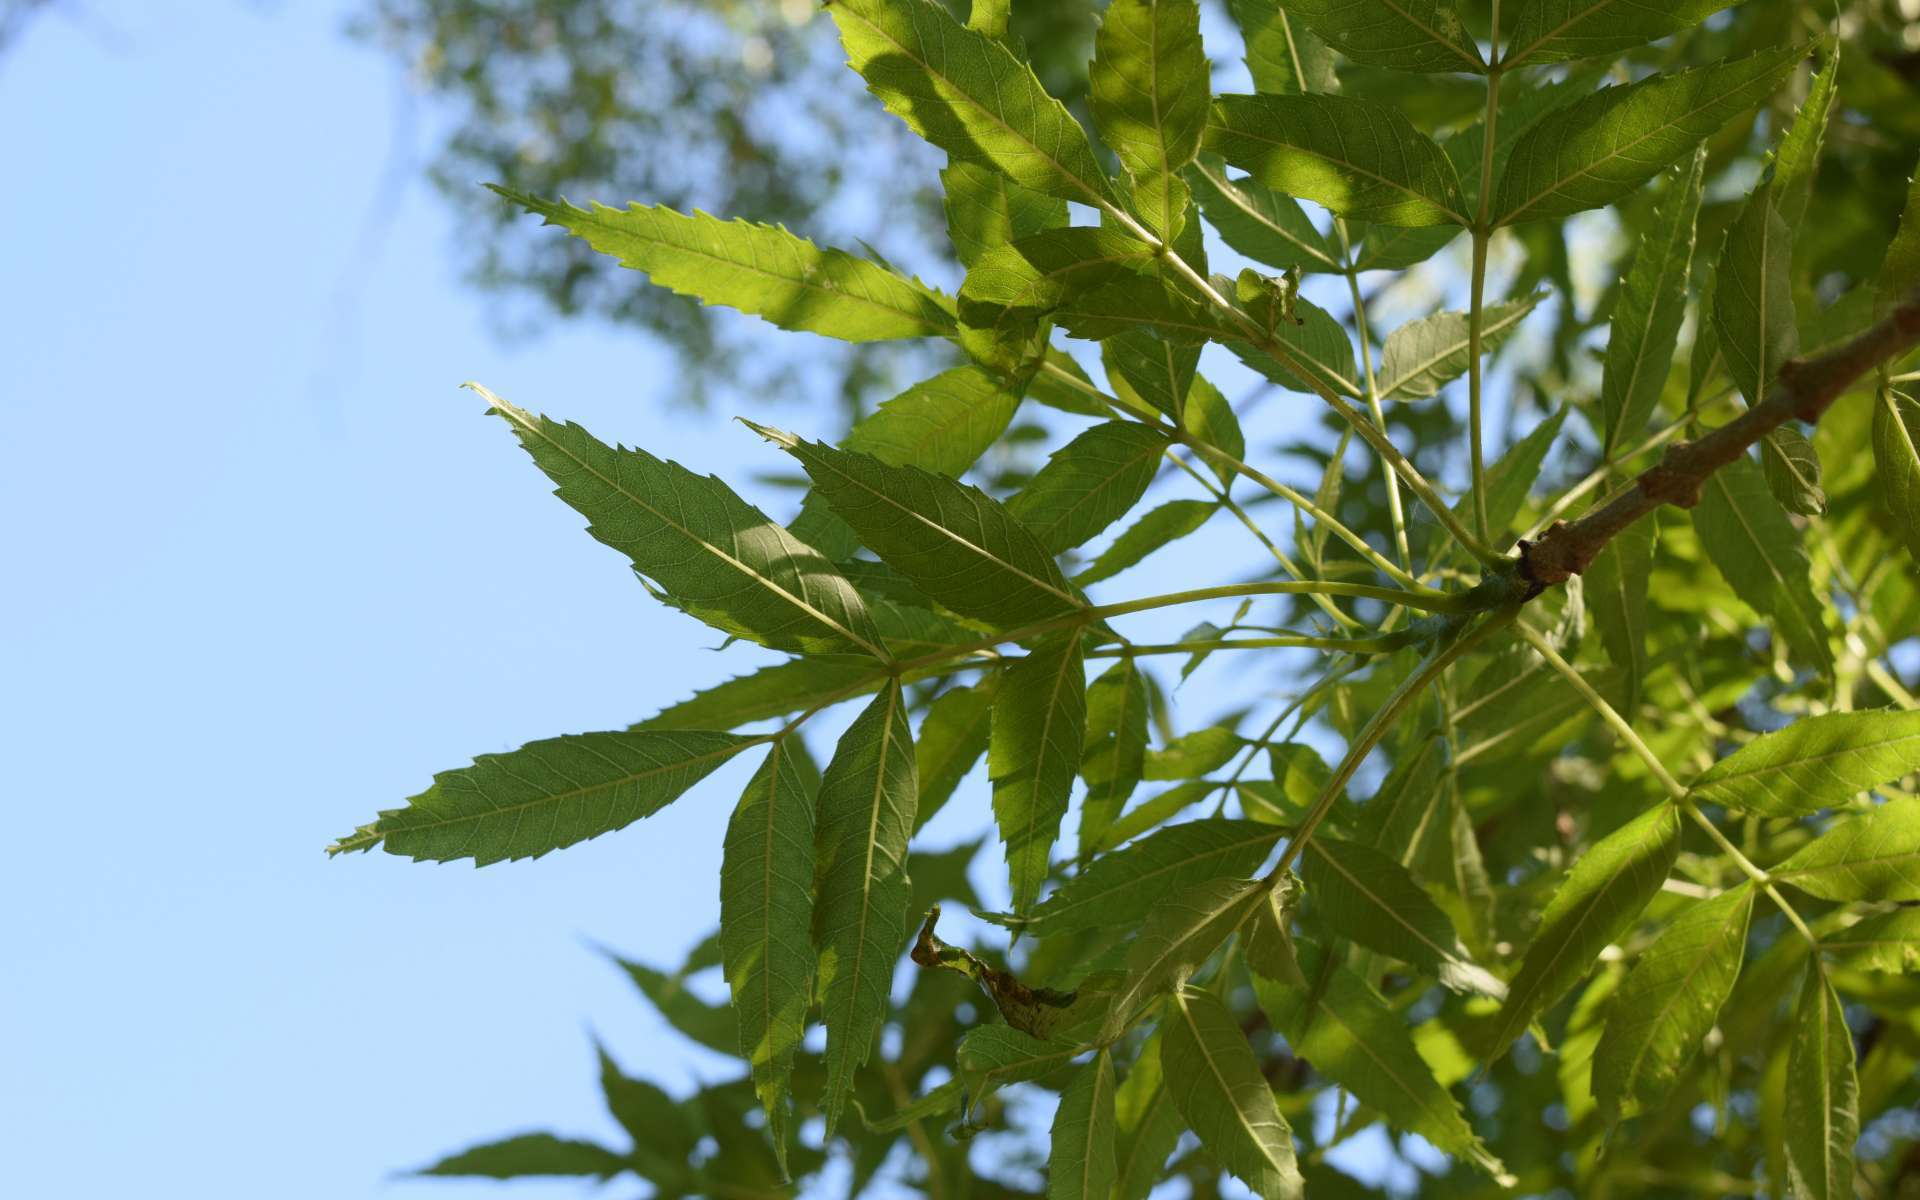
[335,0,1920,1195]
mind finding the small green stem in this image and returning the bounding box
[1087,633,1405,658]
[1336,219,1411,571]
[1512,621,1821,950]
[1165,450,1364,630]
[1268,604,1523,879]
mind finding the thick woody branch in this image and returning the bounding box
[1521,286,1920,587]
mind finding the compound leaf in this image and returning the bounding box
[1771,797,1920,902]
[1028,819,1283,938]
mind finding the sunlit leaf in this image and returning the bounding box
[1080,660,1151,856]
[1715,180,1799,409]
[1074,499,1217,586]
[830,0,1117,206]
[1278,0,1483,74]
[1207,94,1469,227]
[1492,48,1801,225]
[1691,456,1832,675]
[1591,883,1753,1121]
[1771,797,1920,902]
[1502,0,1735,69]
[1228,0,1340,94]
[1687,710,1920,817]
[495,188,953,341]
[1874,388,1920,564]
[1007,422,1168,553]
[1299,836,1504,996]
[1091,0,1208,237]
[943,159,1068,269]
[1376,293,1543,400]
[1101,877,1264,1040]
[847,366,1020,477]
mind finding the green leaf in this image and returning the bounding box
[1878,169,1920,321]
[1080,660,1151,856]
[1769,49,1839,232]
[991,633,1089,915]
[1591,883,1754,1122]
[1207,94,1469,227]
[614,954,741,1056]
[1687,710,1920,817]
[481,393,887,659]
[1228,0,1339,95]
[830,0,1117,207]
[1114,1034,1185,1200]
[1299,836,1504,996]
[1598,147,1706,456]
[1352,733,1449,872]
[1146,726,1244,781]
[1484,803,1682,1054]
[813,683,918,1135]
[640,658,882,732]
[1277,0,1483,74]
[1760,426,1826,516]
[597,1047,701,1175]
[1433,404,1569,555]
[943,159,1068,269]
[1161,988,1305,1200]
[1771,797,1920,902]
[1783,962,1861,1200]
[1007,422,1168,553]
[847,366,1020,477]
[1691,456,1832,675]
[494,188,952,342]
[1492,47,1801,226]
[959,227,1160,332]
[416,1134,627,1180]
[721,741,817,1171]
[1253,943,1510,1184]
[1826,909,1920,973]
[1091,0,1209,237]
[1074,499,1217,586]
[1188,159,1343,274]
[1049,1051,1118,1200]
[914,680,997,833]
[1101,877,1264,1041]
[751,424,1085,629]
[1227,295,1362,398]
[328,729,753,864]
[1105,329,1201,420]
[956,1025,1082,1098]
[1376,293,1543,400]
[1501,0,1733,70]
[1715,180,1800,408]
[1054,276,1233,344]
[1873,388,1920,564]
[1028,819,1284,939]
[1585,519,1655,720]
[1185,379,1248,488]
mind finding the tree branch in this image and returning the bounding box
[1520,286,1920,587]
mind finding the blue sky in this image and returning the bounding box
[0,4,1535,1196]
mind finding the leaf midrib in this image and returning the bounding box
[1037,827,1280,929]
[1381,299,1536,397]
